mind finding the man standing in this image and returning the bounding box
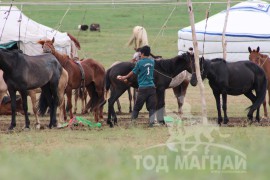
[117,45,157,127]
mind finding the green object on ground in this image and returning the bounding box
[164,116,182,124]
[59,116,102,128]
[164,116,174,122]
[75,116,102,128]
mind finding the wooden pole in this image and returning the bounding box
[222,0,230,60]
[187,0,208,124]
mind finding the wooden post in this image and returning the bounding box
[222,0,230,60]
[187,0,208,124]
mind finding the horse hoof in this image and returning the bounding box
[35,123,41,129]
[23,127,31,131]
[48,124,57,129]
[8,126,15,131]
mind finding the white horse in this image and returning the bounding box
[127,26,149,49]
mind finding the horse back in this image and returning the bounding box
[109,61,137,88]
[225,61,265,94]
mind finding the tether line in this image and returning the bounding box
[154,69,172,79]
[54,6,70,37]
[151,6,176,47]
[0,1,14,42]
[202,3,211,57]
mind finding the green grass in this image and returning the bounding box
[0,1,270,179]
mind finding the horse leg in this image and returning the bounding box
[50,82,59,128]
[173,81,189,116]
[73,89,78,114]
[128,88,133,113]
[57,71,68,126]
[263,98,268,118]
[116,99,122,114]
[108,88,127,127]
[268,85,270,107]
[66,87,74,119]
[82,89,88,114]
[0,91,6,115]
[99,104,104,121]
[156,88,166,124]
[28,90,41,129]
[133,88,137,107]
[8,89,17,130]
[244,91,257,122]
[173,86,182,115]
[222,93,229,124]
[213,91,222,125]
[84,90,88,113]
[20,91,31,129]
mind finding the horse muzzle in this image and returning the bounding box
[43,48,52,53]
[190,73,198,86]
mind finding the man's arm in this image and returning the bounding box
[117,71,134,81]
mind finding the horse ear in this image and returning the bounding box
[257,46,260,53]
[37,40,44,45]
[248,47,251,53]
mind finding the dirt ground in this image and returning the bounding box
[1,111,269,133]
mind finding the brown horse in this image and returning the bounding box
[38,38,106,122]
[248,46,270,118]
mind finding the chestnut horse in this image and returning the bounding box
[38,38,106,122]
[248,46,270,118]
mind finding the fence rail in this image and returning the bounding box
[0,1,250,6]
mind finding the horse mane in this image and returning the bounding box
[258,52,269,59]
[211,58,226,63]
[67,33,81,50]
[155,53,187,74]
[0,49,20,59]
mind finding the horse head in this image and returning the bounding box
[38,38,55,54]
[174,51,194,75]
[248,46,261,64]
[248,46,269,67]
[190,56,206,86]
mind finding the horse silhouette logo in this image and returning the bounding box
[166,114,230,155]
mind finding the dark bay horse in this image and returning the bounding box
[248,46,270,118]
[0,69,68,129]
[0,49,63,130]
[38,38,106,122]
[106,52,194,127]
[190,57,267,124]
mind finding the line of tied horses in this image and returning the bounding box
[0,42,268,130]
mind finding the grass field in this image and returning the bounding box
[1,1,270,179]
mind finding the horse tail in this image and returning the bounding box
[74,88,84,100]
[67,33,81,49]
[38,90,49,116]
[88,83,99,112]
[247,70,267,112]
[105,68,111,92]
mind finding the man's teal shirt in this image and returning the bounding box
[132,58,155,88]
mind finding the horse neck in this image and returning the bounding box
[157,57,189,77]
[258,54,269,70]
[51,50,70,66]
[0,50,16,72]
